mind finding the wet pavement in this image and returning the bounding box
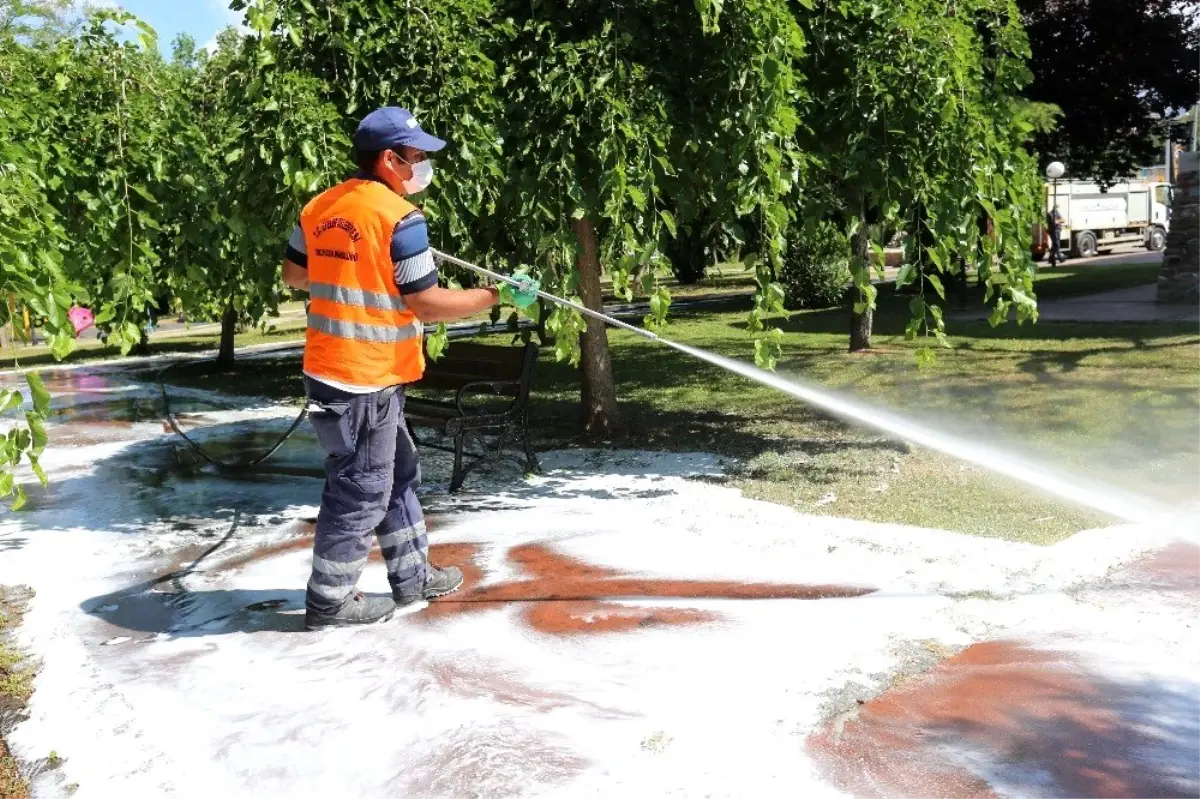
[808,546,1200,798]
[0,363,1196,798]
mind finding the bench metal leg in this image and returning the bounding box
[449,434,466,493]
[520,412,540,475]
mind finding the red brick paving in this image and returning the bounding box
[808,542,1200,799]
[220,531,875,635]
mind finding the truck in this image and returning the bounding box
[1032,179,1172,261]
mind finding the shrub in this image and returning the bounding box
[779,221,852,310]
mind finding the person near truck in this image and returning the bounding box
[281,107,537,630]
[1046,205,1066,264]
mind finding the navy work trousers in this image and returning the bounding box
[303,377,428,615]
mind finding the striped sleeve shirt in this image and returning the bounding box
[283,210,439,295]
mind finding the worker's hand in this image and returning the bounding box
[499,270,540,309]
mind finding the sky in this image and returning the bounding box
[100,0,246,54]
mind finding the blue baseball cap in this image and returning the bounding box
[353,107,446,154]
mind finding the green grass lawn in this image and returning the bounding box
[154,258,1198,545]
[1,317,310,370]
[1023,258,1161,300]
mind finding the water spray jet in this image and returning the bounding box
[434,250,1168,524]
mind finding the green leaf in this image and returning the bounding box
[926,247,944,271]
[0,471,11,497]
[26,372,51,416]
[1,391,22,413]
[940,97,957,123]
[11,485,27,511]
[659,209,677,237]
[28,454,48,488]
[425,325,448,361]
[915,347,937,369]
[627,186,647,211]
[853,283,878,314]
[52,334,78,362]
[766,282,787,313]
[301,141,317,165]
[895,263,917,288]
[25,412,47,456]
[131,184,157,204]
[94,306,116,325]
[926,273,946,300]
[647,287,671,327]
[753,334,780,371]
[54,73,70,91]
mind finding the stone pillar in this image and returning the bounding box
[1158,151,1199,304]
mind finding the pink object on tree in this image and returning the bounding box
[68,306,95,335]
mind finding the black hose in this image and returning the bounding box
[156,358,308,471]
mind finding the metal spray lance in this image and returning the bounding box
[430,249,665,345]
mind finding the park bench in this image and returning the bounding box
[404,341,541,492]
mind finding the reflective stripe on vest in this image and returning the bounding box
[308,281,409,313]
[299,179,425,388]
[307,313,423,344]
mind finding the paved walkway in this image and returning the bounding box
[951,245,1192,324]
[957,283,1199,324]
[1035,284,1198,323]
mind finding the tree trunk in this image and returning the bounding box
[849,195,872,352]
[217,303,237,367]
[666,225,708,285]
[849,303,873,351]
[570,215,622,437]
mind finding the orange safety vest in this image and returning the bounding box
[299,179,425,388]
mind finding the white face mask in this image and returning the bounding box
[402,159,434,194]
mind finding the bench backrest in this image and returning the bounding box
[417,341,538,400]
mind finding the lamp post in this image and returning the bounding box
[1046,161,1065,267]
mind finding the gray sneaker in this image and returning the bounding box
[305,592,396,631]
[396,564,464,605]
[425,564,464,599]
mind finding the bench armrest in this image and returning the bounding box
[455,379,522,415]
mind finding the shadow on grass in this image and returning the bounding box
[148,348,911,494]
[151,323,1199,459]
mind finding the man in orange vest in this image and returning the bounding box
[282,107,536,630]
